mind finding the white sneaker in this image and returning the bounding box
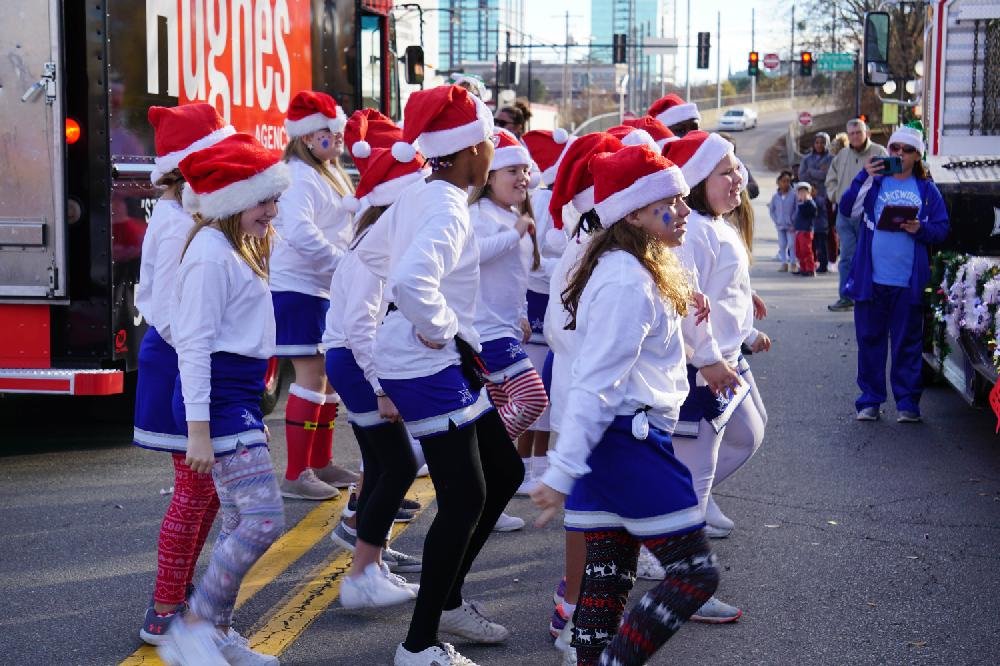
[439,601,510,644]
[705,496,734,537]
[561,646,577,665]
[415,464,430,478]
[690,596,743,623]
[219,629,279,666]
[492,511,525,532]
[514,476,540,497]
[157,618,227,666]
[340,562,416,609]
[379,561,420,595]
[394,642,478,665]
[703,523,733,539]
[553,614,574,652]
[636,545,666,580]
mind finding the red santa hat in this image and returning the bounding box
[285,91,347,138]
[622,116,677,150]
[591,145,689,226]
[147,103,235,185]
[522,128,574,187]
[179,133,291,220]
[491,128,533,171]
[345,109,404,162]
[647,93,701,128]
[662,130,734,189]
[547,132,624,229]
[606,125,660,153]
[342,146,429,213]
[401,84,494,159]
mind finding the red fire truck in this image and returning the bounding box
[0,0,413,410]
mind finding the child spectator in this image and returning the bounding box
[794,182,818,277]
[768,170,796,272]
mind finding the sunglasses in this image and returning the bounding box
[494,118,511,128]
[888,143,918,154]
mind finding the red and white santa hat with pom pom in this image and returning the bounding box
[547,131,624,229]
[490,128,534,171]
[179,133,290,220]
[622,116,677,150]
[606,125,660,153]
[341,145,428,214]
[399,84,494,159]
[344,108,404,168]
[522,128,574,187]
[148,103,235,185]
[591,145,689,226]
[647,93,701,129]
[662,130,734,190]
[285,91,347,138]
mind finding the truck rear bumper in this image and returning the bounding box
[0,368,124,395]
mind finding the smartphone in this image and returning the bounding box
[874,156,903,175]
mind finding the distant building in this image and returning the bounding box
[438,0,525,70]
[590,0,662,63]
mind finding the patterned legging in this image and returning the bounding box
[188,444,285,627]
[572,529,719,666]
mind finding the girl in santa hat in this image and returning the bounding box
[133,103,234,645]
[270,90,358,502]
[532,144,720,666]
[157,133,290,666]
[354,84,524,666]
[467,128,549,534]
[322,118,431,608]
[664,130,771,623]
[647,93,701,138]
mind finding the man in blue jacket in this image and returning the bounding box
[840,126,950,423]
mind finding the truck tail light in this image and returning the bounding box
[66,118,81,144]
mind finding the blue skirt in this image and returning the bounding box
[379,364,493,438]
[272,291,329,356]
[325,346,383,428]
[171,352,269,456]
[565,415,703,538]
[526,289,549,344]
[133,327,186,451]
[541,349,554,394]
[478,336,535,383]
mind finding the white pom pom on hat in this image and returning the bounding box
[352,140,372,159]
[553,128,570,144]
[391,140,417,163]
[181,182,200,214]
[342,194,361,212]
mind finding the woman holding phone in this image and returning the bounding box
[840,125,949,423]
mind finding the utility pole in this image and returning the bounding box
[685,0,691,101]
[716,11,721,109]
[790,4,796,102]
[751,8,756,104]
[660,14,666,96]
[563,10,569,123]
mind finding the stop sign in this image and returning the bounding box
[799,111,813,126]
[763,53,780,70]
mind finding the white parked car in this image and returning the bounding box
[718,107,758,131]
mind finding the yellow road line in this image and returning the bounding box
[119,492,349,666]
[247,477,436,656]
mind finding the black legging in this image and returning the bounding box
[353,422,418,546]
[403,409,524,653]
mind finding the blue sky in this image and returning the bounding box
[524,0,795,83]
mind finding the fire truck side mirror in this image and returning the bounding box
[404,46,425,85]
[863,12,891,86]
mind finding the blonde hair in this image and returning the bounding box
[283,137,354,198]
[468,180,541,271]
[561,221,691,330]
[725,189,755,264]
[181,212,273,279]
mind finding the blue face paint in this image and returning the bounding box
[320,138,330,149]
[662,210,673,226]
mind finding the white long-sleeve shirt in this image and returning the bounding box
[269,158,352,297]
[673,210,757,366]
[171,228,276,422]
[322,248,387,393]
[354,178,481,380]
[471,199,532,343]
[135,198,192,344]
[527,188,567,294]
[541,250,690,495]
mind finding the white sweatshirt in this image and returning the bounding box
[171,228,276,422]
[322,248,387,394]
[541,250,690,495]
[354,178,481,380]
[673,210,758,366]
[269,158,352,297]
[527,188,567,294]
[471,198,532,343]
[135,198,192,344]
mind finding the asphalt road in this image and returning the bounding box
[1,109,998,666]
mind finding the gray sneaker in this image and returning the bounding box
[856,406,880,421]
[897,410,922,423]
[828,298,854,312]
[312,462,360,489]
[330,521,357,552]
[439,601,510,644]
[280,469,339,500]
[690,596,743,624]
[383,546,422,573]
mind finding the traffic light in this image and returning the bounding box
[748,51,759,76]
[613,33,627,64]
[800,51,813,76]
[696,32,710,69]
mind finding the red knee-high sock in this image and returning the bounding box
[154,455,220,606]
[493,369,549,441]
[309,396,339,468]
[285,385,324,480]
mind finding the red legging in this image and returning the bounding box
[484,369,549,441]
[153,454,220,605]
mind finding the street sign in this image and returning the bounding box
[799,111,813,126]
[644,36,679,55]
[763,53,780,70]
[817,52,855,72]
